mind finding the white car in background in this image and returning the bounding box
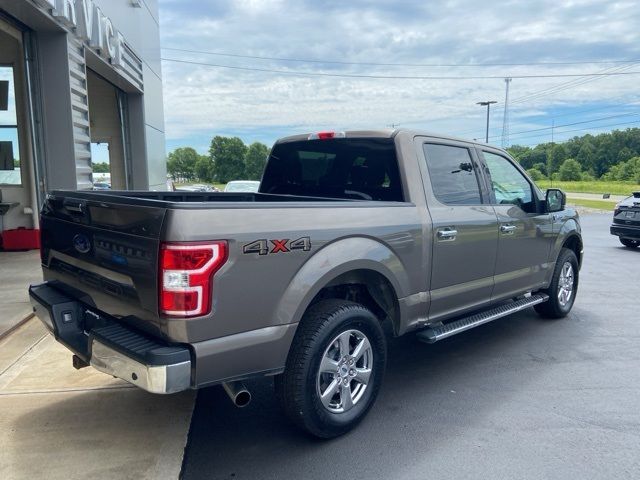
[224,180,260,193]
[175,184,219,192]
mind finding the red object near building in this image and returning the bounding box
[1,228,41,251]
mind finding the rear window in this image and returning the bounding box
[259,138,404,201]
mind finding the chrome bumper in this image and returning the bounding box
[29,282,192,395]
[90,341,191,394]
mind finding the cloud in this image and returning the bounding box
[158,0,640,149]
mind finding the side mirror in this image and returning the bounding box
[546,188,565,213]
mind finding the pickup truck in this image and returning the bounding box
[29,129,582,438]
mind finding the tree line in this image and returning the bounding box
[164,127,640,185]
[167,136,269,183]
[507,127,640,183]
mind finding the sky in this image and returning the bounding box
[157,0,640,155]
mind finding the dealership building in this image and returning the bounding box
[0,0,166,249]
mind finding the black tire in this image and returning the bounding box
[534,248,579,319]
[620,238,639,248]
[275,299,387,438]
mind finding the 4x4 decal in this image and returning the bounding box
[243,237,311,255]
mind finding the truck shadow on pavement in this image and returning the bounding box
[181,310,588,480]
[7,388,195,480]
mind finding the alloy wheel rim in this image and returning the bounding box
[558,262,574,307]
[316,329,373,413]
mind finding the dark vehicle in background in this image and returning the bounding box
[611,192,640,248]
[29,129,582,438]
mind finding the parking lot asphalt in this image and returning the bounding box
[181,213,639,480]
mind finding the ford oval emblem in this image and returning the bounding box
[73,234,91,254]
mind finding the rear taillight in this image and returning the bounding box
[159,241,228,318]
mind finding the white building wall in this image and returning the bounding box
[91,0,166,190]
[0,0,167,196]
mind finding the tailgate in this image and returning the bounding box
[40,192,167,335]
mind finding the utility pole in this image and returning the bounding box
[501,78,512,148]
[549,119,555,187]
[477,100,497,143]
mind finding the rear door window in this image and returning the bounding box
[422,143,483,205]
[260,138,404,201]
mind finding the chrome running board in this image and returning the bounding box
[416,294,549,344]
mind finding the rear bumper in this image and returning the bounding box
[610,224,640,239]
[29,282,191,394]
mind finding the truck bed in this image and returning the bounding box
[55,190,367,209]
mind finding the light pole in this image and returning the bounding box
[477,100,497,143]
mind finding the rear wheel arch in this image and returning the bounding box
[273,237,410,331]
[561,233,583,266]
[309,269,401,336]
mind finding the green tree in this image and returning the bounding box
[510,127,640,180]
[195,155,215,182]
[580,171,596,181]
[623,157,640,182]
[606,156,640,182]
[594,136,617,177]
[244,142,269,180]
[516,149,547,170]
[548,144,567,175]
[506,145,530,160]
[209,136,247,183]
[576,141,596,173]
[558,158,582,181]
[617,147,634,163]
[526,168,546,181]
[167,147,199,181]
[92,162,110,173]
[532,162,548,176]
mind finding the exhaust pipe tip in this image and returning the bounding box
[234,390,252,408]
[222,381,252,408]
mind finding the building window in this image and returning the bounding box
[0,66,21,186]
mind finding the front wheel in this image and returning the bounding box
[534,248,579,318]
[275,299,387,438]
[620,238,639,248]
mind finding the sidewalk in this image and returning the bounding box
[0,318,196,480]
[0,251,42,338]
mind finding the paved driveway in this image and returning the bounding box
[182,213,640,480]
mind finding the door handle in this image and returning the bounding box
[500,224,517,234]
[437,228,458,240]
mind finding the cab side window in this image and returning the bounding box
[481,151,536,213]
[423,143,482,205]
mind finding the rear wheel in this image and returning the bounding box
[620,238,639,248]
[534,248,579,319]
[275,299,386,438]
